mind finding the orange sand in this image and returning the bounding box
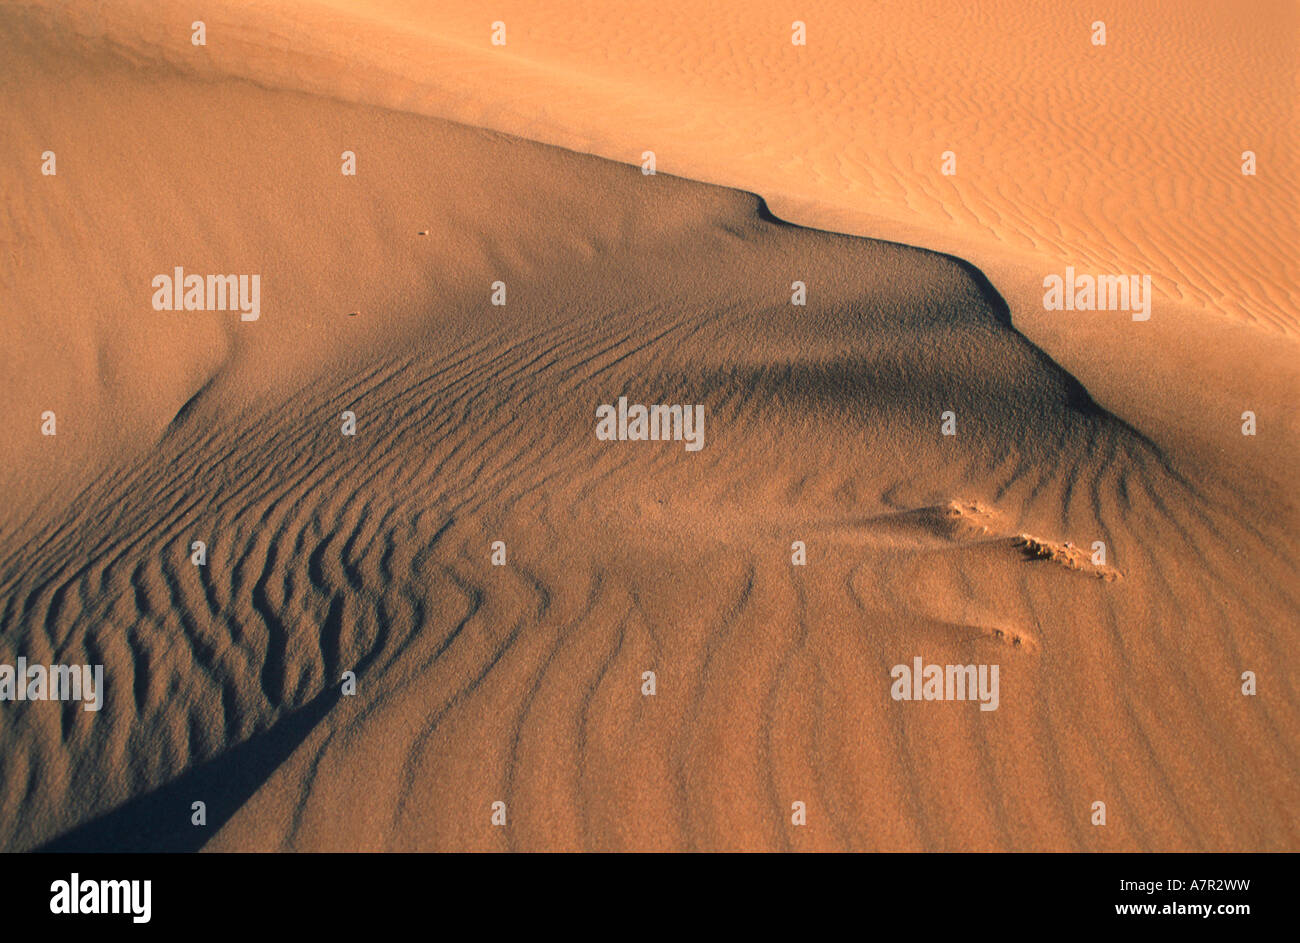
[1,1,1295,852]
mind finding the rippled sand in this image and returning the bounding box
[1,1,1296,851]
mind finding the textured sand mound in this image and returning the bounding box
[1,6,1296,852]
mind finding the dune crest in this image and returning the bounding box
[14,0,1295,334]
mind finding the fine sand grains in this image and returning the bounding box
[0,2,1296,852]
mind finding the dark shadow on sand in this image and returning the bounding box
[35,687,340,853]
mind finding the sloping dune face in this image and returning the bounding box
[1,6,1297,852]
[16,0,1295,334]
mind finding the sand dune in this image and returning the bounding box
[1,3,1297,852]
[14,0,1297,329]
[13,0,1296,497]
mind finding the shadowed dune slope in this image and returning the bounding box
[1,12,1297,852]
